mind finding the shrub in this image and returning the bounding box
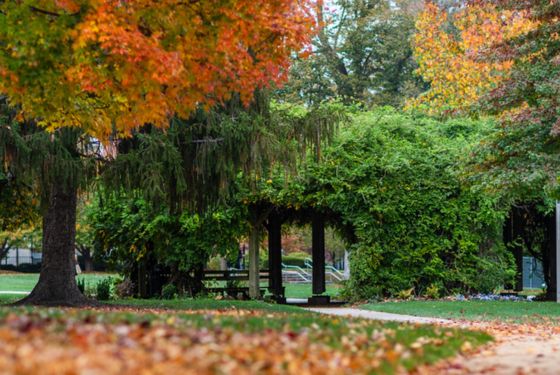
[77,277,86,294]
[282,251,310,268]
[396,287,414,300]
[17,263,42,273]
[96,277,113,300]
[424,283,440,299]
[115,278,134,298]
[161,283,178,300]
[0,263,42,273]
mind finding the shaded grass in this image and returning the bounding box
[363,300,560,323]
[0,294,19,304]
[206,280,341,298]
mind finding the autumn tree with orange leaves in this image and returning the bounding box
[407,2,534,115]
[0,0,316,305]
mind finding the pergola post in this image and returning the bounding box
[309,213,330,305]
[555,202,560,302]
[268,212,285,302]
[504,211,523,291]
[248,223,261,299]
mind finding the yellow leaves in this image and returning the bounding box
[461,340,474,353]
[407,3,537,116]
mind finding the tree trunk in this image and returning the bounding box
[0,239,11,262]
[16,179,90,306]
[267,212,283,300]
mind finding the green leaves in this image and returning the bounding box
[308,109,512,299]
[88,191,247,278]
[278,0,425,107]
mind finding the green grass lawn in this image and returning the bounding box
[0,294,18,304]
[283,282,341,298]
[0,298,491,374]
[363,300,560,323]
[0,272,114,292]
[0,273,340,299]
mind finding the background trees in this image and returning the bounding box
[279,0,426,107]
[471,1,560,197]
[408,0,560,296]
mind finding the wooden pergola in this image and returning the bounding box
[131,204,343,305]
[248,205,337,305]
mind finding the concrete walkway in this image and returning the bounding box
[308,307,451,324]
[441,334,560,375]
[309,307,560,374]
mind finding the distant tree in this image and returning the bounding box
[278,0,426,107]
[407,2,534,115]
[463,0,560,201]
[0,226,41,264]
[464,1,560,298]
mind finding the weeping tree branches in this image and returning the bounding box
[102,95,347,212]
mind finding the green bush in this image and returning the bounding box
[282,251,310,268]
[95,277,113,300]
[161,283,178,300]
[306,109,514,299]
[77,277,86,294]
[424,283,441,299]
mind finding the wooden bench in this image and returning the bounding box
[202,269,269,298]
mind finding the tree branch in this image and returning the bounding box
[29,6,80,18]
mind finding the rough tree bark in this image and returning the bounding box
[15,179,90,306]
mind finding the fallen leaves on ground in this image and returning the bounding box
[417,318,560,374]
[0,307,489,374]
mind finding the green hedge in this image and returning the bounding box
[282,252,310,268]
[305,109,514,299]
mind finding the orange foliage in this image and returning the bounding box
[0,1,316,139]
[407,2,536,115]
